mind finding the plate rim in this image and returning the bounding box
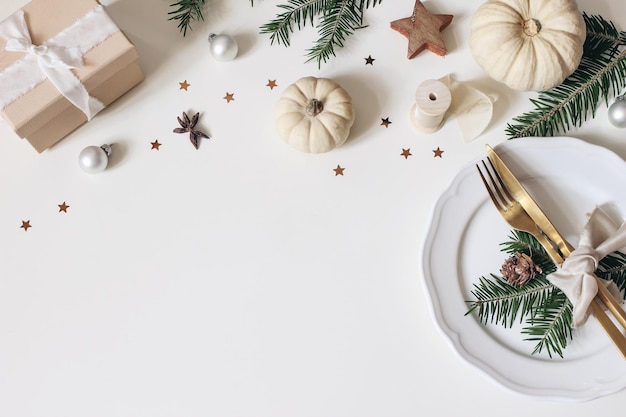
[420,136,626,402]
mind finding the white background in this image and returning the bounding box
[1,0,625,415]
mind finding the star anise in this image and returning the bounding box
[173,111,210,149]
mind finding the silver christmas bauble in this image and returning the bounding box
[79,144,111,174]
[608,95,626,128]
[208,33,238,61]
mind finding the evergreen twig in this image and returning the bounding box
[168,0,207,36]
[466,231,626,358]
[506,14,626,138]
[259,0,383,67]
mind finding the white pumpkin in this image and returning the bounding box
[469,0,586,91]
[274,76,355,153]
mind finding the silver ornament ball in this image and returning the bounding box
[208,33,238,61]
[79,144,111,174]
[608,95,626,128]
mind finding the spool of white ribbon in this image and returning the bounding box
[409,79,452,134]
[0,6,119,120]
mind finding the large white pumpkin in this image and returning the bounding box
[469,0,586,91]
[274,76,355,153]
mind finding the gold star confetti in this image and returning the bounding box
[151,140,162,150]
[224,92,235,103]
[58,202,70,213]
[333,165,345,176]
[401,148,412,159]
[267,80,278,89]
[433,147,444,158]
[381,117,392,128]
[390,0,453,59]
[179,80,190,90]
[364,55,375,65]
[20,220,31,231]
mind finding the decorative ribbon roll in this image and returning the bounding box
[0,5,119,121]
[409,79,452,134]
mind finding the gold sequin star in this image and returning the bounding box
[179,80,190,90]
[267,80,278,89]
[364,55,375,65]
[20,220,31,231]
[390,0,453,59]
[333,165,345,176]
[58,202,70,212]
[433,147,444,158]
[401,148,412,159]
[224,92,235,103]
[151,140,162,150]
[381,117,392,128]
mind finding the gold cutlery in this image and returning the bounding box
[477,149,626,358]
[486,145,626,331]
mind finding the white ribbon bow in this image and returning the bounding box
[548,207,626,327]
[0,9,105,120]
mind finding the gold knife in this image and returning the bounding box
[487,145,626,330]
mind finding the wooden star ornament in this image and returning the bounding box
[390,0,453,59]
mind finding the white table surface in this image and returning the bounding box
[1,0,625,415]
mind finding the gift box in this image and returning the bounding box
[0,0,144,153]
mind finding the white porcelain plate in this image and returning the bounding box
[422,137,626,402]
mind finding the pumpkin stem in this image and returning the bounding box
[306,99,324,117]
[523,18,542,37]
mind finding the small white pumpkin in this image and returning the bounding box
[469,0,586,91]
[274,76,355,153]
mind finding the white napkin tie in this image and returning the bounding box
[547,207,626,327]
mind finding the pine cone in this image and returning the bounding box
[501,252,542,286]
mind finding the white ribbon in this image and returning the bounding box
[548,207,626,327]
[0,6,119,120]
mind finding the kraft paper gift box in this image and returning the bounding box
[0,0,144,153]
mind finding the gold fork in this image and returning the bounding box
[476,157,626,358]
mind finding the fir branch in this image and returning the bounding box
[259,0,382,66]
[467,230,626,358]
[596,251,626,292]
[258,0,327,47]
[506,14,626,138]
[522,290,573,358]
[305,0,365,67]
[168,0,206,36]
[499,230,557,274]
[466,274,555,328]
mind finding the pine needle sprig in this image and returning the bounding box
[521,290,573,358]
[304,0,365,66]
[259,0,325,47]
[168,0,206,36]
[466,274,556,328]
[499,230,556,274]
[506,14,626,139]
[467,229,626,358]
[583,13,626,56]
[258,0,382,66]
[596,251,626,292]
